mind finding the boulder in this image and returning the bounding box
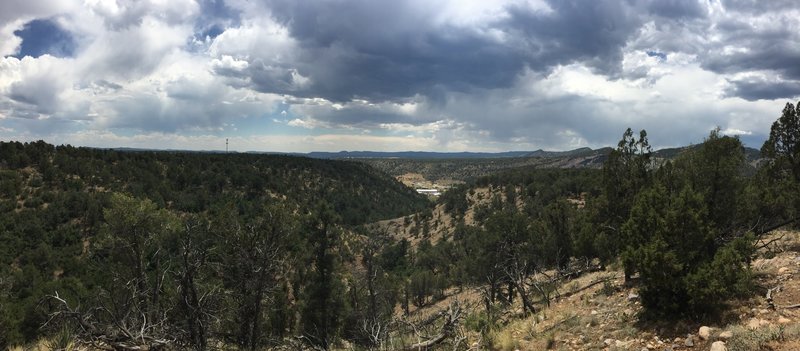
[710,341,727,351]
[718,331,733,340]
[778,316,792,324]
[684,335,694,347]
[698,326,712,340]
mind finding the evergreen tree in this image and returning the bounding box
[762,101,800,183]
[299,203,345,349]
[760,101,800,222]
[599,128,653,278]
[623,132,754,316]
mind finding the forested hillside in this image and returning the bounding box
[0,145,428,348]
[411,128,768,317]
[2,102,800,350]
[367,104,800,350]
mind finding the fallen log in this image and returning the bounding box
[556,277,615,300]
[407,332,449,350]
[767,286,781,310]
[404,302,462,351]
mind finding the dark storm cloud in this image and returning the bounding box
[703,42,800,81]
[642,0,707,19]
[232,0,738,105]
[504,0,645,76]
[725,77,800,101]
[228,0,683,103]
[698,13,800,100]
[244,0,526,102]
[207,0,800,144]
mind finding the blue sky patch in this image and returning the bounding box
[12,19,76,58]
[646,50,667,61]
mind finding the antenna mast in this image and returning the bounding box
[226,138,229,153]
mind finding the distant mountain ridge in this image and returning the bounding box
[304,147,613,159]
[352,145,763,182]
[306,145,760,160]
[110,145,761,161]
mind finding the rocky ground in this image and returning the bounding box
[505,230,800,351]
[402,231,800,351]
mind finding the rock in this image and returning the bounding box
[779,316,792,324]
[628,292,640,301]
[591,310,598,315]
[779,267,789,274]
[604,338,615,346]
[684,335,694,347]
[616,340,630,348]
[718,331,733,340]
[699,326,712,340]
[710,341,727,351]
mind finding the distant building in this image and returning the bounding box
[416,188,441,196]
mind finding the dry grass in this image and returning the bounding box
[725,324,800,351]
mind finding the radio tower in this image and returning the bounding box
[226,138,229,153]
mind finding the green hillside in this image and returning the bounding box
[0,141,428,346]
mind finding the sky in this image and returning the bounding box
[0,0,799,152]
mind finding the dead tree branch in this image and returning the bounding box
[404,301,463,351]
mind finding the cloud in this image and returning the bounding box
[698,4,800,85]
[643,0,708,19]
[720,0,800,13]
[210,55,248,76]
[1,0,799,152]
[724,75,800,101]
[1,55,73,118]
[211,0,662,102]
[721,128,752,136]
